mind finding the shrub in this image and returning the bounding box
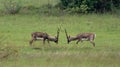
[58,0,120,13]
[3,0,21,14]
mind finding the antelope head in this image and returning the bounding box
[65,29,78,44]
[48,28,60,44]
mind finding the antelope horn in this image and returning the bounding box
[56,28,60,39]
[64,29,69,40]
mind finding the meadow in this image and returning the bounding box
[0,0,120,67]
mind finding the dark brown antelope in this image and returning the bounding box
[29,28,60,45]
[65,29,96,47]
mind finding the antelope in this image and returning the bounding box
[65,29,96,47]
[29,28,60,45]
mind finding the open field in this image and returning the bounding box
[0,0,120,67]
[0,14,120,67]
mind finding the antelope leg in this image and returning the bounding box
[29,39,36,46]
[90,41,95,47]
[76,39,80,44]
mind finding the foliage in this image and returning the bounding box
[0,0,119,15]
[58,0,120,13]
[3,0,21,14]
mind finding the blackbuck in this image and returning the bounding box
[65,29,96,47]
[29,28,60,45]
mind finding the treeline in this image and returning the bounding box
[58,0,120,13]
[0,0,120,15]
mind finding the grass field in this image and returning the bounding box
[0,14,120,67]
[0,0,120,67]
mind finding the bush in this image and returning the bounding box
[58,0,120,13]
[3,0,21,14]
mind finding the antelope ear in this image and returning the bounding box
[55,36,57,38]
[67,40,70,44]
[68,35,70,38]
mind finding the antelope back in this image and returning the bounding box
[32,32,48,39]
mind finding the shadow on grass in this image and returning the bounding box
[81,47,93,50]
[30,45,94,52]
[32,47,43,50]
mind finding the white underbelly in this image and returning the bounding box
[81,38,88,41]
[36,37,44,40]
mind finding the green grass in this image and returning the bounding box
[0,0,120,67]
[0,0,58,9]
[0,14,120,67]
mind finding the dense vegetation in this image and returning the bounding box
[58,0,120,13]
[0,0,120,15]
